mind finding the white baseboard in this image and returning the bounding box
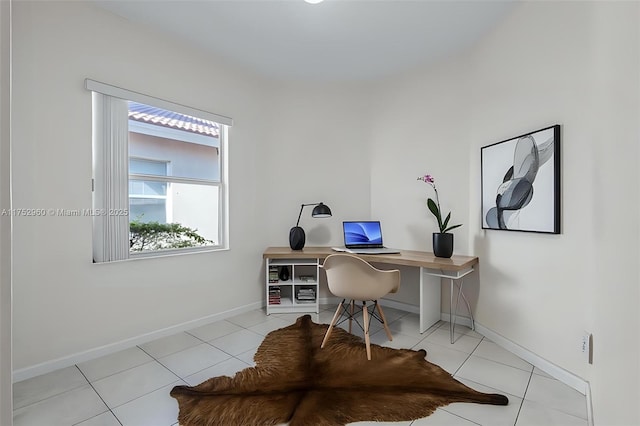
[13,301,263,383]
[318,297,420,315]
[441,313,589,393]
[474,323,589,394]
[442,313,593,425]
[441,312,476,329]
[318,296,339,306]
[378,299,420,315]
[585,381,594,426]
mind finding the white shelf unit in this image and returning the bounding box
[266,257,320,315]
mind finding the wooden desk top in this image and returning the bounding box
[263,246,478,272]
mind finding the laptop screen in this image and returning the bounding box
[343,221,384,248]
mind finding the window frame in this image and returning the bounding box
[87,79,231,262]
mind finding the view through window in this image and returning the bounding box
[127,101,223,253]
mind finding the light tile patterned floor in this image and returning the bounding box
[13,306,589,426]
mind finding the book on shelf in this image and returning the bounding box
[269,286,281,304]
[268,266,279,283]
[297,275,315,282]
[296,288,316,301]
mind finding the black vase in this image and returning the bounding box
[278,266,290,281]
[433,233,454,258]
[289,226,306,250]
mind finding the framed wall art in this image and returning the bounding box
[481,124,561,234]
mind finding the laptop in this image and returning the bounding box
[340,221,400,254]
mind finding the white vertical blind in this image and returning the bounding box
[92,93,130,262]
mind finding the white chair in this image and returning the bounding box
[320,253,401,360]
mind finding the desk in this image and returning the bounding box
[263,247,478,343]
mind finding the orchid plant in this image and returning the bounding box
[417,174,462,234]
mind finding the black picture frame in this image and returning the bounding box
[481,124,561,234]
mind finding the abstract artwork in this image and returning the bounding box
[481,125,560,234]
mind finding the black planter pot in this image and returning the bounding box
[433,232,454,258]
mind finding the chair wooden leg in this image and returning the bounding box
[362,301,371,360]
[348,300,354,333]
[375,301,394,341]
[321,300,344,349]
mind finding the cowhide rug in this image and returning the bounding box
[171,314,508,426]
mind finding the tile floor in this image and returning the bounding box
[13,305,589,426]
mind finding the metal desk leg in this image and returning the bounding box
[450,277,475,344]
[458,280,475,331]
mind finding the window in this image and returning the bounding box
[129,158,169,224]
[87,80,232,262]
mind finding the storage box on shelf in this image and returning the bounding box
[265,257,320,314]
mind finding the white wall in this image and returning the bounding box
[0,0,12,422]
[371,2,639,424]
[469,3,639,424]
[11,1,371,373]
[468,0,598,375]
[10,1,275,371]
[368,56,472,254]
[584,3,640,423]
[367,45,474,308]
[260,81,372,249]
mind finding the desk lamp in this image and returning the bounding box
[289,202,332,250]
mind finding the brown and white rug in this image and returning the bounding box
[171,314,508,426]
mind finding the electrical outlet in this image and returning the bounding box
[581,331,593,364]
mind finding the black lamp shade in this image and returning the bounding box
[289,226,306,250]
[311,203,332,218]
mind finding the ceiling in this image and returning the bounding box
[92,0,516,82]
